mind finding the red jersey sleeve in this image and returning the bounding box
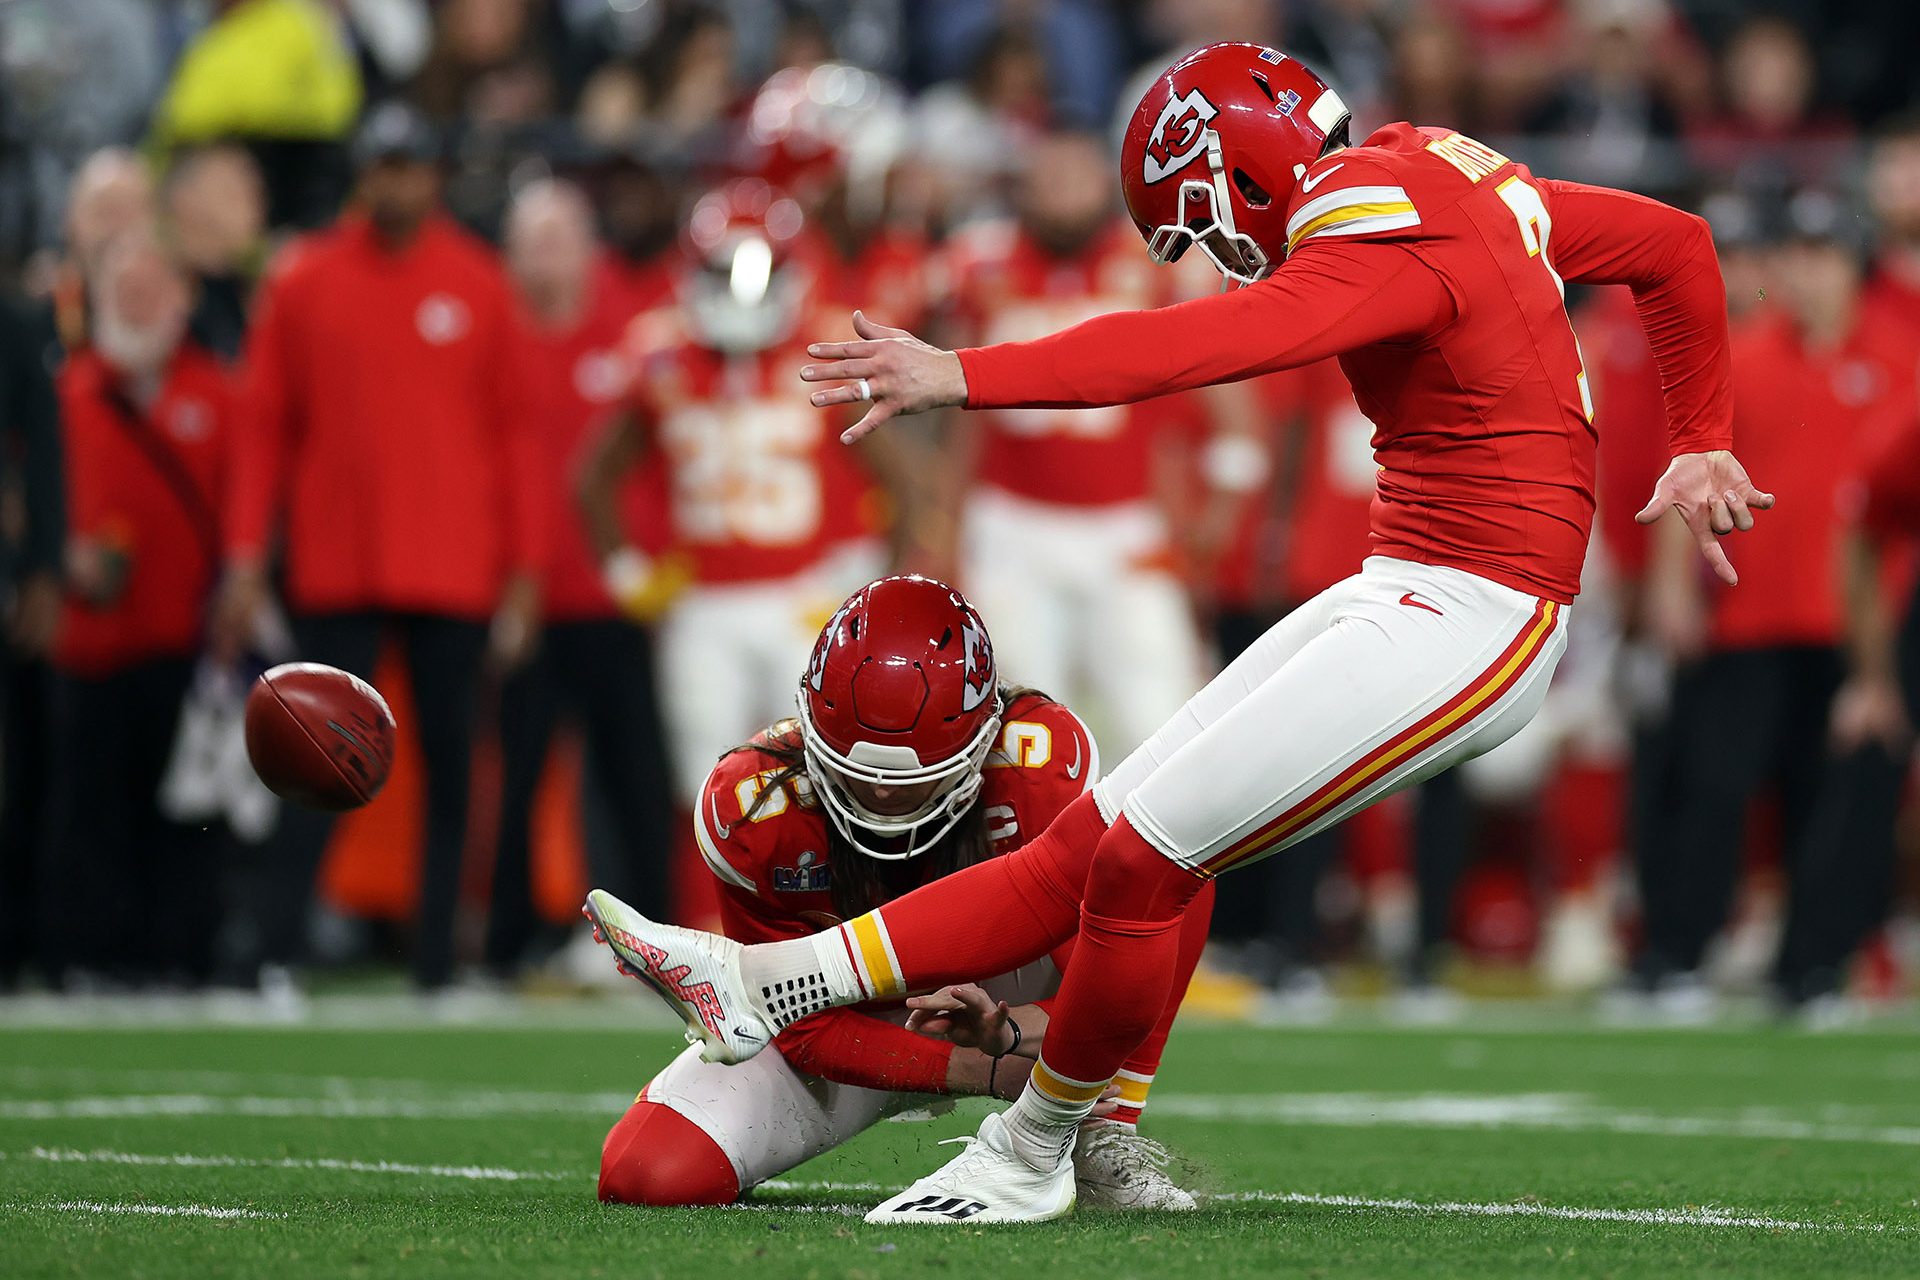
[1535,179,1733,457]
[772,1008,954,1094]
[954,239,1454,411]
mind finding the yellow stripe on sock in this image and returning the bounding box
[848,913,903,998]
[1031,1059,1110,1105]
[1113,1071,1153,1108]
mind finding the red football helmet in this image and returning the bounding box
[797,575,1002,861]
[679,178,811,353]
[738,64,908,214]
[1120,43,1351,286]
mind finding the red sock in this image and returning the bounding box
[599,1097,739,1205]
[1034,817,1207,1093]
[1111,879,1215,1126]
[875,791,1107,987]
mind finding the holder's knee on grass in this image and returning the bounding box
[599,1099,739,1206]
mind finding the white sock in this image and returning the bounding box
[1002,1059,1104,1170]
[740,926,867,1030]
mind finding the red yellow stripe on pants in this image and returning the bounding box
[1196,598,1559,880]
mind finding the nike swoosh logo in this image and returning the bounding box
[732,1025,764,1043]
[1066,736,1083,780]
[1399,591,1444,616]
[710,792,732,841]
[1300,163,1344,194]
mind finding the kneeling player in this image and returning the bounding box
[596,575,1212,1210]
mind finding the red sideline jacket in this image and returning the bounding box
[56,345,233,675]
[229,214,543,618]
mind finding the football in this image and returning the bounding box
[244,662,397,811]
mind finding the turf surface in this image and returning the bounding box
[2,1006,1917,1278]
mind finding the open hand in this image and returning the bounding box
[1635,450,1775,586]
[906,983,1017,1055]
[799,311,968,444]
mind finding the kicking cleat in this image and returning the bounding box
[581,889,772,1064]
[863,1111,1075,1224]
[1073,1124,1196,1211]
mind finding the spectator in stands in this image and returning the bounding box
[162,145,268,361]
[911,25,1053,230]
[1636,192,1907,1016]
[487,179,675,974]
[42,230,232,987]
[1522,0,1687,191]
[213,102,543,995]
[1688,15,1853,193]
[154,0,362,229]
[412,0,555,126]
[0,0,164,264]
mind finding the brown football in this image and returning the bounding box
[244,663,397,811]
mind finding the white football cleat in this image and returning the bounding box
[581,889,772,1064]
[864,1110,1075,1225]
[1073,1124,1196,1211]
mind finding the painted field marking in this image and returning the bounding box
[15,1146,582,1182]
[9,1086,1920,1151]
[22,1199,283,1221]
[1147,1091,1920,1146]
[2,1152,1903,1233]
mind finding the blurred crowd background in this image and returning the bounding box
[2,0,1919,1025]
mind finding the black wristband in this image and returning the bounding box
[993,1015,1023,1059]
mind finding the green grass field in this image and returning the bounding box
[3,1003,1917,1278]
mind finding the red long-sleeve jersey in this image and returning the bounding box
[693,693,1095,1093]
[231,215,544,617]
[955,124,1734,604]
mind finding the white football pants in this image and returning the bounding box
[961,487,1205,764]
[657,579,830,803]
[1093,557,1570,876]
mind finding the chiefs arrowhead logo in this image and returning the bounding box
[1144,88,1218,184]
[808,597,858,693]
[959,615,994,712]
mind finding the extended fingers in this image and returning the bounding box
[851,309,911,341]
[839,402,893,444]
[799,358,877,383]
[805,339,880,361]
[1691,521,1739,585]
[1741,483,1777,510]
[1634,490,1671,525]
[1724,489,1754,532]
[809,384,871,408]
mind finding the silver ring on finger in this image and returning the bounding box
[854,377,873,403]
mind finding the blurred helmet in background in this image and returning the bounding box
[1120,42,1349,286]
[797,575,1004,862]
[678,178,810,353]
[737,63,908,224]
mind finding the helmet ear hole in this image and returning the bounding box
[1232,168,1272,209]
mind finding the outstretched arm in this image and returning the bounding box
[1540,179,1774,585]
[801,241,1454,443]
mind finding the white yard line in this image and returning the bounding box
[17,1146,582,1182]
[3,1152,1903,1233]
[10,1085,1920,1150]
[1147,1091,1920,1146]
[0,1090,634,1120]
[27,1198,282,1220]
[1212,1191,1896,1233]
[760,1181,1900,1233]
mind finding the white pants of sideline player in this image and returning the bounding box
[961,487,1205,763]
[657,579,829,804]
[639,960,1059,1192]
[1093,556,1571,875]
